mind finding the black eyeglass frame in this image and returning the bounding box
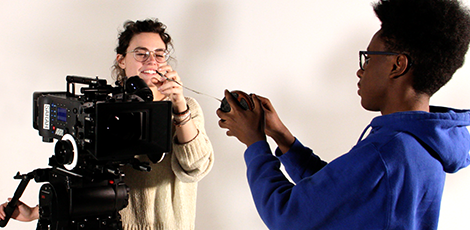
[359,51,405,71]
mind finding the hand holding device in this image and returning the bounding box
[219,90,254,112]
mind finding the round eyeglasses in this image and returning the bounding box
[126,48,169,63]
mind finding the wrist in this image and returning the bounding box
[173,104,192,127]
[173,103,189,115]
[171,95,187,113]
[31,205,40,220]
[173,102,188,114]
[271,129,294,145]
[245,132,267,148]
[272,131,295,154]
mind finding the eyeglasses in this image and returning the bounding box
[359,51,401,71]
[126,47,169,63]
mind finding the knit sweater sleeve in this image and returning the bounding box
[171,97,214,183]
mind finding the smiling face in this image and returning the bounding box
[356,30,396,112]
[117,32,166,87]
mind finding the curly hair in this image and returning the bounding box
[373,0,470,95]
[112,19,173,84]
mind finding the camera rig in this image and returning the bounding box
[0,75,172,229]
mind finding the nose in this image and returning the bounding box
[145,52,158,64]
[356,68,363,79]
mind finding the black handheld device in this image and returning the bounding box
[219,90,254,112]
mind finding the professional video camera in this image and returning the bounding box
[0,75,172,229]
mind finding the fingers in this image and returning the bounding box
[0,202,6,219]
[0,199,13,220]
[218,89,256,119]
[152,65,185,103]
[216,90,240,122]
[157,65,171,75]
[257,95,274,112]
[153,72,181,85]
[158,79,182,93]
[216,109,227,123]
[225,130,233,137]
[217,90,237,128]
[223,90,238,108]
[152,64,180,83]
[251,94,261,110]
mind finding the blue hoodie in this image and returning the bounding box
[244,106,470,230]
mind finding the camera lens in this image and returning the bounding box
[105,112,142,142]
[125,76,153,102]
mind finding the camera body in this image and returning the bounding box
[33,75,172,164]
[3,75,173,229]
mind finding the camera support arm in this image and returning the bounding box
[0,171,37,228]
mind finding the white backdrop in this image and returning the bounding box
[1,0,469,229]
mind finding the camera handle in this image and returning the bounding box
[0,171,36,228]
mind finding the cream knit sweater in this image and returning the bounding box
[120,97,214,230]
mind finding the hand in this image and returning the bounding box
[152,64,187,112]
[258,96,295,154]
[217,90,266,147]
[0,199,39,222]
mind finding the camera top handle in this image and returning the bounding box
[66,76,115,102]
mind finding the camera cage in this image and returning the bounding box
[0,75,173,229]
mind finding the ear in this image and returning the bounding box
[117,54,126,69]
[390,54,409,79]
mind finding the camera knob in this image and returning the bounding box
[55,139,74,165]
[54,134,79,170]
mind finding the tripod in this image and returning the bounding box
[0,165,129,230]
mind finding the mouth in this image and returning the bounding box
[142,69,158,75]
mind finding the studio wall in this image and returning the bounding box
[0,0,469,229]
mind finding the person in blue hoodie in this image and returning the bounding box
[217,0,470,229]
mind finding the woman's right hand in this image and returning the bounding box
[0,199,39,222]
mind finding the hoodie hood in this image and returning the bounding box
[369,106,470,173]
